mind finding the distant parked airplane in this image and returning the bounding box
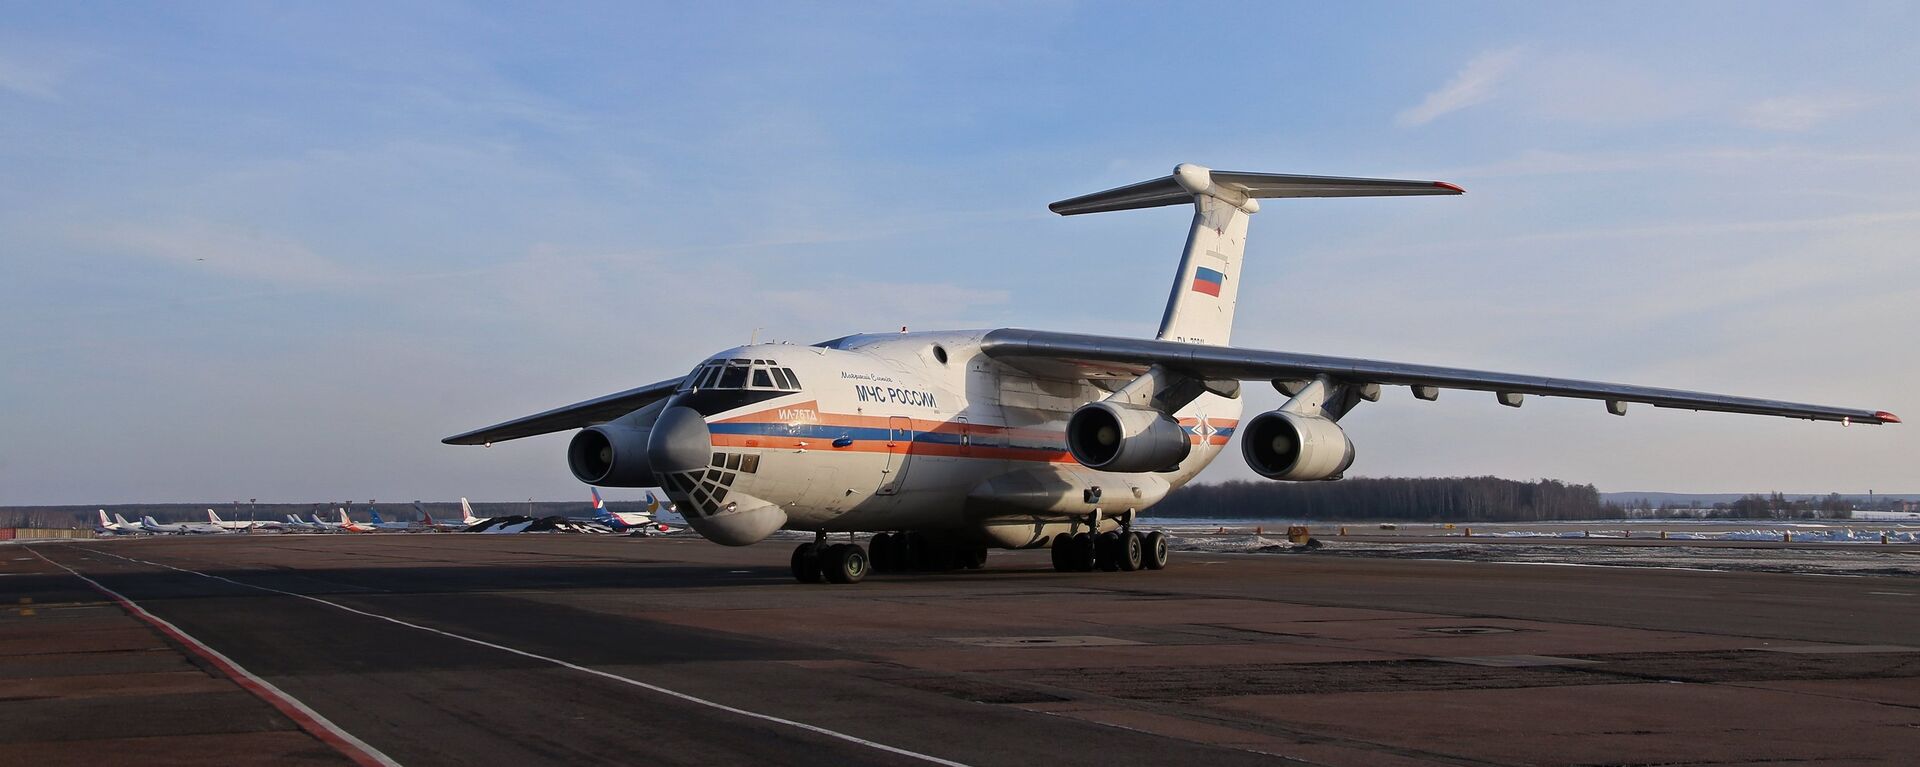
[589,488,675,535]
[207,509,280,532]
[96,510,145,535]
[141,515,226,535]
[421,498,487,531]
[366,507,418,531]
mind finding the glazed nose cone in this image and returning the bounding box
[647,406,711,475]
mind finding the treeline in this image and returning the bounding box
[1612,493,1859,519]
[1721,492,1852,519]
[1151,476,1617,522]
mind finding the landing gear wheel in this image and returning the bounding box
[1116,531,1144,571]
[960,546,987,570]
[869,533,895,573]
[822,543,868,584]
[1096,532,1122,572]
[1070,532,1096,572]
[1049,533,1071,572]
[1142,531,1169,570]
[791,543,823,583]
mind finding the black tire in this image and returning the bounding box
[961,546,987,570]
[869,533,894,572]
[1117,531,1144,571]
[1142,531,1169,570]
[902,534,927,571]
[1096,532,1122,572]
[823,543,868,584]
[791,543,823,583]
[1049,533,1070,572]
[1070,532,1095,571]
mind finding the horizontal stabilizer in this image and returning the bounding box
[1050,164,1462,216]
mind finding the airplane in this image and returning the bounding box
[310,509,374,533]
[445,163,1899,585]
[366,506,420,531]
[334,508,375,533]
[588,488,676,535]
[207,509,280,532]
[420,498,488,531]
[96,510,146,535]
[141,515,227,535]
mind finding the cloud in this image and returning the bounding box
[1396,46,1527,127]
[1742,94,1870,132]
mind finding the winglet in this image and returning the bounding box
[1876,411,1901,424]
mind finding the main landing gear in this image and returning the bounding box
[790,532,990,584]
[791,534,869,584]
[1049,512,1169,573]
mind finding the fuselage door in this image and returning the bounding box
[878,415,914,495]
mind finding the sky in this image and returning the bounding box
[2,2,1916,504]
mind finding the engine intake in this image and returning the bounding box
[567,425,657,486]
[1241,410,1355,481]
[1066,402,1191,473]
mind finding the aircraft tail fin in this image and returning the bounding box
[142,516,160,526]
[1050,164,1461,347]
[460,497,479,524]
[591,487,605,511]
[208,509,223,524]
[370,509,385,524]
[98,509,111,528]
[115,513,135,526]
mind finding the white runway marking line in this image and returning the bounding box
[26,546,401,767]
[75,545,972,767]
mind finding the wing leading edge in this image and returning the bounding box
[979,329,1898,425]
[442,377,684,446]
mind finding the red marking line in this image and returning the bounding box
[27,546,400,767]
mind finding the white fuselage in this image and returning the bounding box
[649,330,1240,548]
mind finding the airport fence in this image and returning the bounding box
[0,528,95,540]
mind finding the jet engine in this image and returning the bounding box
[1240,410,1355,481]
[1066,401,1191,472]
[567,425,657,486]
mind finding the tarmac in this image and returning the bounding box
[5,534,1918,766]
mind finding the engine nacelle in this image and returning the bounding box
[567,425,657,486]
[1241,410,1355,481]
[1066,401,1192,472]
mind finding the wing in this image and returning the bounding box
[442,377,685,445]
[979,329,1898,425]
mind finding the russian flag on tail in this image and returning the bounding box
[1191,266,1224,297]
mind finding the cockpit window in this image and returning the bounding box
[682,359,802,392]
[717,360,749,389]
